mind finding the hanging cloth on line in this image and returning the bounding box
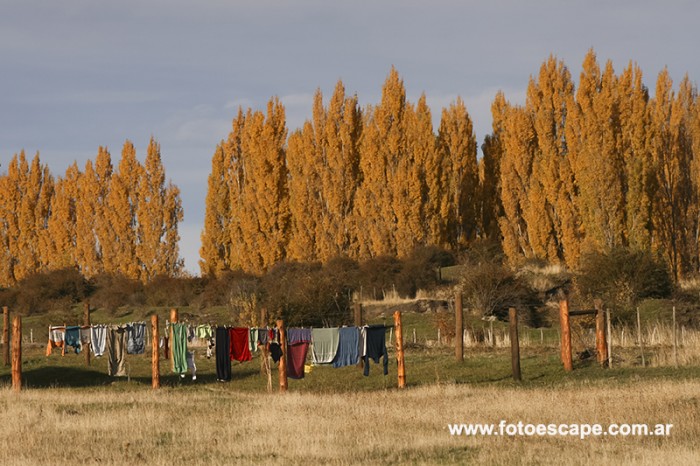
[216,326,231,381]
[64,326,82,354]
[91,325,107,357]
[46,327,65,356]
[229,327,252,362]
[332,327,360,368]
[106,326,127,377]
[287,342,309,379]
[126,322,146,355]
[172,323,188,374]
[363,325,389,376]
[311,327,340,365]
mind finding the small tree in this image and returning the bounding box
[576,247,672,312]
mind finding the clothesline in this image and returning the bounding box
[45,322,394,382]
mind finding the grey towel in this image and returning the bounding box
[312,327,340,364]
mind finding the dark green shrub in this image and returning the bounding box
[576,247,672,312]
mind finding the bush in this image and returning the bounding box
[4,268,89,314]
[143,275,200,308]
[261,261,353,327]
[398,246,456,297]
[459,260,533,320]
[89,273,145,313]
[576,247,672,311]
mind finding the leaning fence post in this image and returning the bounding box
[393,310,406,389]
[3,306,9,366]
[455,292,463,362]
[277,319,288,392]
[594,300,608,367]
[509,307,521,381]
[12,315,21,392]
[559,299,573,372]
[152,315,160,389]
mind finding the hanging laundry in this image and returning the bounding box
[258,328,269,346]
[363,325,389,376]
[187,325,196,343]
[185,350,197,380]
[249,328,259,353]
[126,322,146,354]
[64,326,82,354]
[106,326,127,377]
[91,325,107,357]
[46,327,65,356]
[269,342,283,363]
[215,326,231,381]
[287,328,311,345]
[332,327,360,368]
[196,324,212,340]
[229,327,252,362]
[287,342,309,379]
[311,327,340,365]
[172,323,188,374]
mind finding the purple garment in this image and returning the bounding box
[287,328,311,344]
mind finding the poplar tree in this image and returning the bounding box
[568,51,625,252]
[400,94,434,253]
[46,162,79,269]
[498,105,537,265]
[527,56,578,266]
[436,97,479,249]
[317,81,362,261]
[75,159,101,277]
[136,137,182,280]
[354,68,407,258]
[105,140,142,279]
[287,91,323,262]
[200,143,232,276]
[650,70,694,280]
[480,91,507,240]
[234,99,289,273]
[0,153,24,285]
[618,62,653,252]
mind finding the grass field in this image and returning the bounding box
[1,306,699,464]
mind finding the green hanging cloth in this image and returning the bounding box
[172,323,188,374]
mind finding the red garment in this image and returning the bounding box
[229,327,252,362]
[287,342,309,379]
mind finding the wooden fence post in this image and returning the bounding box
[152,315,160,389]
[455,292,463,362]
[672,306,678,368]
[3,306,9,366]
[594,300,608,367]
[606,308,613,368]
[636,307,645,367]
[353,302,363,327]
[277,319,288,392]
[509,307,521,381]
[170,308,178,371]
[84,301,91,366]
[559,299,573,372]
[393,310,406,389]
[12,315,21,392]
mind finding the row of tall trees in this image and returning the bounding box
[200,69,483,276]
[495,49,700,280]
[0,138,182,286]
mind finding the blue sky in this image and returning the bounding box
[2,0,699,274]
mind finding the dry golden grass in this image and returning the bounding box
[1,378,698,465]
